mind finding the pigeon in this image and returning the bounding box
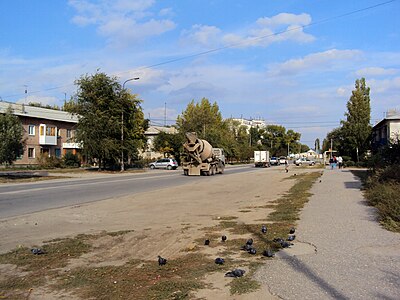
[246,238,253,246]
[221,235,227,242]
[262,249,274,257]
[273,237,284,243]
[215,257,225,265]
[289,227,296,234]
[248,248,257,255]
[280,241,293,248]
[241,244,253,251]
[287,235,296,242]
[31,248,45,255]
[158,255,167,266]
[204,239,210,246]
[261,225,267,234]
[225,269,246,278]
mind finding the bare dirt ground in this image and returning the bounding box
[0,166,310,299]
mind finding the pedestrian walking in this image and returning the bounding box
[337,156,343,169]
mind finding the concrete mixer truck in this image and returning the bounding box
[182,132,225,176]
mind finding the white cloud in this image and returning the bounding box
[355,67,397,77]
[267,49,363,76]
[180,12,315,49]
[68,0,176,47]
[181,25,222,47]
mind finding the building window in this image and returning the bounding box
[28,125,35,136]
[40,125,44,136]
[67,129,72,138]
[28,148,35,158]
[46,126,56,136]
[55,148,61,158]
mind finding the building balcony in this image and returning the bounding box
[39,124,57,145]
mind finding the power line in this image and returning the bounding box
[3,0,397,100]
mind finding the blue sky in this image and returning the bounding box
[1,0,399,147]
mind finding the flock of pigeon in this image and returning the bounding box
[157,225,296,278]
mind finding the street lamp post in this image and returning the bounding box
[121,77,139,172]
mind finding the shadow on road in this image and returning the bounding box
[278,250,349,300]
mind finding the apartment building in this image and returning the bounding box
[0,101,80,165]
[372,109,400,150]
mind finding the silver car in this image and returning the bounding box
[149,158,178,170]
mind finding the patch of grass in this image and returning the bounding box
[364,182,400,232]
[0,175,69,184]
[228,263,261,295]
[352,168,400,232]
[55,253,227,300]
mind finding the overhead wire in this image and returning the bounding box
[2,0,397,100]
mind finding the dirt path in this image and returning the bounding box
[0,166,310,299]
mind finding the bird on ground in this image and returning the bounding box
[289,227,296,234]
[273,237,284,243]
[262,249,274,257]
[287,235,296,242]
[261,225,267,234]
[241,244,253,251]
[215,257,225,265]
[221,235,227,242]
[246,238,253,246]
[158,255,167,266]
[280,241,293,248]
[248,248,257,255]
[31,248,45,255]
[225,269,246,278]
[204,239,210,246]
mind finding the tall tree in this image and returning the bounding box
[176,98,227,147]
[68,72,147,169]
[0,107,25,165]
[341,78,372,161]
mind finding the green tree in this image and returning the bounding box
[176,98,228,147]
[0,107,25,165]
[68,72,147,169]
[341,78,372,161]
[152,131,184,163]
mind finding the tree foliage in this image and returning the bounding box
[324,78,372,162]
[0,107,25,165]
[67,72,147,169]
[176,98,228,147]
[152,131,184,163]
[340,78,372,161]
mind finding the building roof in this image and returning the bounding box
[373,110,400,130]
[145,125,178,135]
[0,101,78,123]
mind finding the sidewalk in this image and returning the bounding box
[256,168,400,299]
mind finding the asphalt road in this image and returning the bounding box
[0,164,268,219]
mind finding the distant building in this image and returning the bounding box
[232,118,267,132]
[372,109,400,150]
[0,101,80,166]
[142,125,178,160]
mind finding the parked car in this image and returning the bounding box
[279,157,287,165]
[149,158,178,170]
[270,157,279,165]
[295,157,315,166]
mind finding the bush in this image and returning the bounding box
[345,160,355,167]
[365,182,400,231]
[63,152,81,167]
[37,154,64,169]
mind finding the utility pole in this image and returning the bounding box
[121,77,139,172]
